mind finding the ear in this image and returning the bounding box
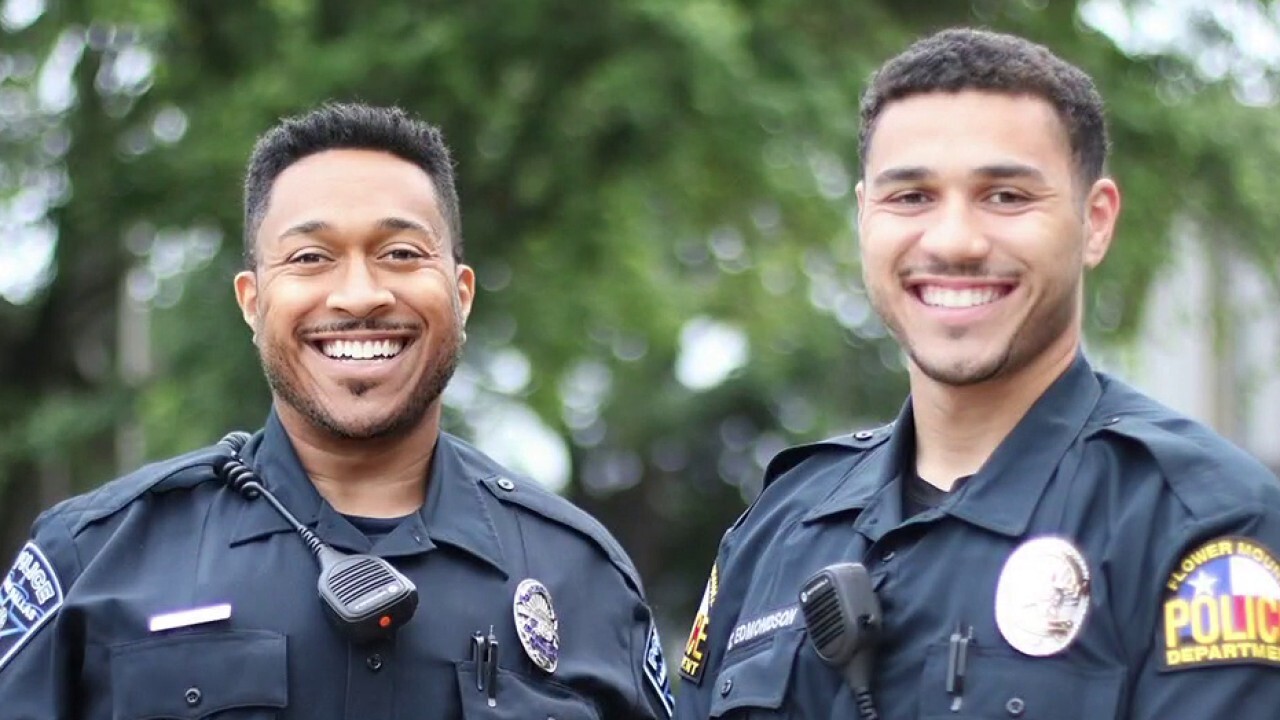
[455,263,476,322]
[233,270,260,338]
[1082,178,1121,269]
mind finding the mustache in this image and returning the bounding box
[298,319,421,335]
[898,260,1020,279]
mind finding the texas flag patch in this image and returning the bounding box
[1161,536,1280,671]
[0,542,64,671]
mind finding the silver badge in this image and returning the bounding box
[513,578,559,673]
[994,536,1091,657]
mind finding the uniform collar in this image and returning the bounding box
[804,354,1101,539]
[229,409,507,576]
[946,353,1101,537]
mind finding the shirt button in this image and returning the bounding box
[367,654,384,672]
[719,677,733,697]
[854,431,874,441]
[497,478,516,491]
[880,549,896,562]
[1005,697,1026,717]
[184,687,202,707]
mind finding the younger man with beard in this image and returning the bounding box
[674,29,1280,720]
[0,104,674,720]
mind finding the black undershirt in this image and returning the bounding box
[343,514,410,543]
[902,473,970,518]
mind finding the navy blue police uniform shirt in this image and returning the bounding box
[674,355,1280,719]
[0,410,675,719]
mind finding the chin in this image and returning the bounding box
[911,349,1010,387]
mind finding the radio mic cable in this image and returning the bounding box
[214,431,419,644]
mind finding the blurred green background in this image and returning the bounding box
[2,0,1279,645]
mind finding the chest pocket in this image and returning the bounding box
[110,630,287,719]
[709,628,805,719]
[917,643,1124,719]
[455,664,601,720]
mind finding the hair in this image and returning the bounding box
[859,28,1109,185]
[242,102,463,267]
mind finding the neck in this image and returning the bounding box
[910,334,1079,490]
[276,403,441,518]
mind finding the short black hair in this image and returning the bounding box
[242,102,463,267]
[860,28,1109,185]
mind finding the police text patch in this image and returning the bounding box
[0,542,64,671]
[643,621,674,717]
[1161,536,1280,671]
[680,563,717,684]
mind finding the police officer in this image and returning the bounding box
[0,103,674,719]
[674,29,1280,720]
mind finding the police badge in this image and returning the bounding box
[513,578,559,673]
[994,536,1091,656]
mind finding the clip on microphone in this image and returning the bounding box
[799,563,883,720]
[214,432,419,644]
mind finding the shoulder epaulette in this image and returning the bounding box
[762,424,893,491]
[50,444,228,535]
[1088,414,1276,521]
[479,474,644,596]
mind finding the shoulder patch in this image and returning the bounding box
[680,562,718,685]
[643,621,674,717]
[1161,536,1280,672]
[0,542,65,671]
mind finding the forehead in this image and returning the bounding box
[258,149,445,238]
[864,91,1073,179]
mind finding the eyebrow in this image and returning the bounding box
[277,217,441,242]
[870,162,1048,187]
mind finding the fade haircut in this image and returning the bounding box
[859,28,1109,186]
[242,102,463,268]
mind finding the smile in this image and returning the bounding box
[317,338,408,360]
[917,285,1011,309]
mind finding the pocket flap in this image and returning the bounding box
[111,630,288,719]
[709,628,804,717]
[918,642,1123,719]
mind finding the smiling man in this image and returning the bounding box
[674,29,1280,720]
[0,104,675,720]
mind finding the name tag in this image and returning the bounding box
[148,603,232,632]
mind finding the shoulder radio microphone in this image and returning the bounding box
[799,562,883,720]
[214,431,419,644]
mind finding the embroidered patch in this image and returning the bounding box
[680,562,718,684]
[643,621,674,717]
[726,604,800,653]
[1161,536,1280,671]
[0,542,65,671]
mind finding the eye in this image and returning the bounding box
[886,190,932,205]
[289,251,329,264]
[382,246,427,262]
[987,189,1031,205]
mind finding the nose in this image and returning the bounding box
[916,195,990,262]
[326,260,394,317]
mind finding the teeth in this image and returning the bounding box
[320,339,405,360]
[919,286,1005,309]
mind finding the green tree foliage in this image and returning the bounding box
[2,0,1278,630]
